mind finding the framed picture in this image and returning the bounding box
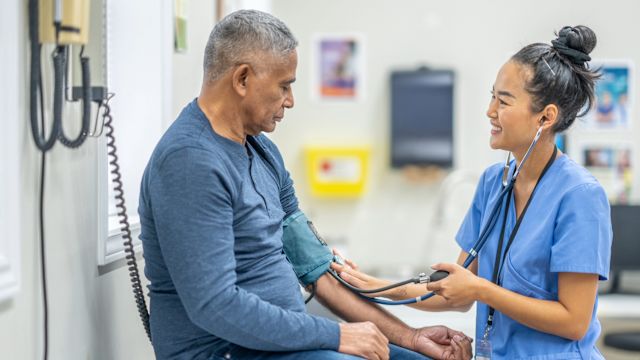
[311,33,365,101]
[174,0,188,52]
[581,144,633,204]
[581,59,634,130]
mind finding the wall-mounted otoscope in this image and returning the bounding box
[29,0,99,152]
[28,0,152,351]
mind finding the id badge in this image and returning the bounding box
[475,338,492,360]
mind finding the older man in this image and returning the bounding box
[138,9,471,360]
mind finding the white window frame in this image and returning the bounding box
[0,0,21,300]
[97,0,173,265]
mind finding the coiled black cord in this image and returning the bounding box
[103,100,152,341]
[28,1,106,356]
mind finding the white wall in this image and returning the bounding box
[171,0,268,119]
[172,1,216,120]
[0,0,22,303]
[0,1,215,359]
[2,1,640,358]
[270,0,640,272]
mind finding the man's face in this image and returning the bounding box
[242,50,297,135]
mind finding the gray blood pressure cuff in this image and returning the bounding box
[282,210,333,286]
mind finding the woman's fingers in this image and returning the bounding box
[344,257,359,270]
[332,262,369,282]
[348,269,376,285]
[330,262,345,272]
[426,280,443,292]
[342,271,368,288]
[430,262,459,273]
[332,248,360,270]
[331,263,376,290]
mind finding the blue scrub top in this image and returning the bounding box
[456,155,612,359]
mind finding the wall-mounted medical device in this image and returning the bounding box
[39,0,90,45]
[390,68,455,168]
[29,0,152,353]
[30,0,96,152]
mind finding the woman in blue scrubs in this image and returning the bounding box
[333,25,611,359]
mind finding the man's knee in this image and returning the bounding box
[311,350,362,359]
[222,348,361,360]
[389,343,430,359]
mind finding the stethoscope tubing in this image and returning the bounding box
[329,269,438,305]
[335,127,544,305]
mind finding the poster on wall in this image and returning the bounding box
[311,34,365,101]
[581,59,633,130]
[582,144,633,204]
[174,0,188,52]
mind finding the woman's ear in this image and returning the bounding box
[231,64,250,97]
[539,104,559,130]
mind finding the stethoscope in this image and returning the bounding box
[330,126,547,305]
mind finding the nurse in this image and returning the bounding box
[332,25,611,359]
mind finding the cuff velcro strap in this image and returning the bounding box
[282,211,333,286]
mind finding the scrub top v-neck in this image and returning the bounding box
[456,155,612,360]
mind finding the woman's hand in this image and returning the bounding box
[331,248,360,271]
[426,262,484,308]
[330,249,400,298]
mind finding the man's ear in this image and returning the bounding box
[232,64,250,97]
[539,104,558,130]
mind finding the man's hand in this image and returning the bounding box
[338,322,390,360]
[448,334,473,360]
[411,326,473,360]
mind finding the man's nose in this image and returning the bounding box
[284,91,294,109]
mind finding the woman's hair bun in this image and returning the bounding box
[551,25,597,65]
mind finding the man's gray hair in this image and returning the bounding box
[203,9,298,83]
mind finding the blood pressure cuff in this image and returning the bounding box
[282,210,333,286]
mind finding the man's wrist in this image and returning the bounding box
[403,327,420,351]
[378,322,416,350]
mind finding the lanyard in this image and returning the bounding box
[485,146,558,328]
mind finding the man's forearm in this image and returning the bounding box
[314,272,417,351]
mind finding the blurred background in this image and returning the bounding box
[1,0,639,358]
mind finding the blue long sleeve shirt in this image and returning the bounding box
[138,99,340,359]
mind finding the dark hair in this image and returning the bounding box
[511,25,600,132]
